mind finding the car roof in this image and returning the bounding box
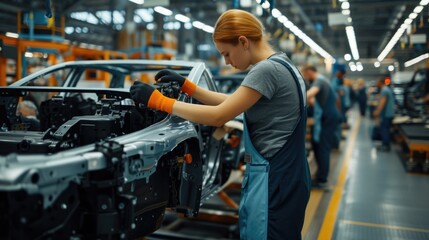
[11,60,208,86]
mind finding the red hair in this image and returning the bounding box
[213,9,267,45]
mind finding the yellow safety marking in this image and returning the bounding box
[318,113,361,240]
[302,189,324,238]
[342,220,429,233]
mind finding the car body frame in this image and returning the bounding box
[0,60,241,239]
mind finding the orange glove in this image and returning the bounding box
[155,69,197,96]
[130,81,175,114]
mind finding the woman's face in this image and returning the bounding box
[215,41,249,71]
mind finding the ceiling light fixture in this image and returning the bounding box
[342,10,350,15]
[5,32,19,38]
[388,65,395,71]
[409,12,418,19]
[374,61,380,68]
[271,8,282,18]
[261,1,270,9]
[128,0,144,4]
[346,26,360,60]
[283,20,293,29]
[344,53,351,61]
[264,2,333,61]
[356,62,363,71]
[278,15,288,23]
[356,64,363,71]
[202,25,214,33]
[175,14,190,23]
[413,5,424,13]
[341,2,350,9]
[192,21,205,29]
[154,6,172,16]
[404,53,429,67]
[377,2,423,62]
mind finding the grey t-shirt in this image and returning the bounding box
[312,75,330,107]
[241,52,300,158]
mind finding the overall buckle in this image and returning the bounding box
[244,153,252,164]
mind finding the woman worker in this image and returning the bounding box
[130,9,310,240]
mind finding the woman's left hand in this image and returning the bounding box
[130,81,156,106]
[130,81,175,113]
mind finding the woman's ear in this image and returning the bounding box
[238,36,248,49]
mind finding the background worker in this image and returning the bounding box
[301,65,341,189]
[332,69,350,129]
[130,9,310,240]
[373,78,395,151]
[356,78,368,117]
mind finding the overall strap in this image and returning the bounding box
[269,56,307,110]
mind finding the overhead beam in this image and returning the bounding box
[299,0,415,10]
[0,2,25,13]
[66,18,113,33]
[63,0,86,14]
[290,0,335,55]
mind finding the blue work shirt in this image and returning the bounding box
[380,86,395,118]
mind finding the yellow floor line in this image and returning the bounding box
[317,114,361,240]
[341,220,429,233]
[302,189,324,238]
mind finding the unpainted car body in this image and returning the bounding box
[0,60,241,239]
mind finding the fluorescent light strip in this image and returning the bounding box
[5,32,19,38]
[420,0,429,5]
[261,1,333,61]
[261,1,270,9]
[346,26,360,60]
[154,6,172,16]
[377,3,420,62]
[278,15,288,23]
[271,8,282,18]
[202,25,214,33]
[341,2,350,9]
[129,0,144,4]
[152,8,213,35]
[404,53,429,67]
[414,5,424,13]
[175,14,190,23]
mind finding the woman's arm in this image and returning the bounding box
[191,86,229,106]
[173,86,262,127]
[154,69,229,106]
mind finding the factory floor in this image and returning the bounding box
[150,107,429,240]
[305,109,429,240]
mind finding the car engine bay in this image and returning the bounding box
[0,82,208,239]
[0,82,180,155]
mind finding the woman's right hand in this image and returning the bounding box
[155,69,186,86]
[155,69,196,96]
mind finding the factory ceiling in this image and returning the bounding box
[0,0,427,75]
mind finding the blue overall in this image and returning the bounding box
[312,86,341,183]
[239,57,311,240]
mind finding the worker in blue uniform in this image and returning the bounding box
[301,65,341,189]
[332,69,349,128]
[373,78,395,151]
[130,9,310,240]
